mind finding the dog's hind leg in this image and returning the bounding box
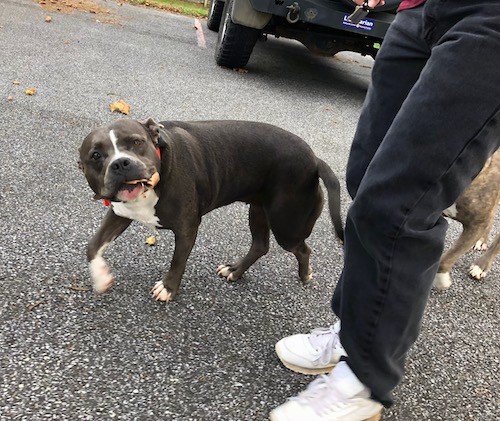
[472,216,495,251]
[217,204,270,281]
[292,241,313,283]
[433,223,487,290]
[268,188,323,284]
[470,232,500,280]
[272,234,313,284]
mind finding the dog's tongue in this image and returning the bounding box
[116,172,160,202]
[118,184,144,201]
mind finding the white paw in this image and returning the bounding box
[151,281,173,302]
[469,264,487,280]
[433,272,452,290]
[90,256,114,293]
[473,240,488,251]
[216,265,236,281]
[443,203,457,219]
[303,266,313,283]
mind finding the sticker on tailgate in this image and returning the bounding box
[342,14,374,31]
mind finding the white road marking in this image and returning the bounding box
[194,18,206,48]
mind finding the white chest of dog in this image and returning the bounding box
[111,189,162,229]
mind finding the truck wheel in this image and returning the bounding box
[207,0,225,32]
[215,0,260,68]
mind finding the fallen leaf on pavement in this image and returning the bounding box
[25,87,37,95]
[26,301,44,311]
[69,284,90,292]
[110,99,131,115]
[38,0,120,25]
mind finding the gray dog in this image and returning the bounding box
[78,119,344,302]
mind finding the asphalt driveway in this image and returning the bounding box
[0,0,498,419]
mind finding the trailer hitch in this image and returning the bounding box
[286,2,300,23]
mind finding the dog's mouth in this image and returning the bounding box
[115,172,160,202]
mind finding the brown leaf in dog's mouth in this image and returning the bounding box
[124,172,160,189]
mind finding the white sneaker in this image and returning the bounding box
[269,361,383,421]
[275,321,347,375]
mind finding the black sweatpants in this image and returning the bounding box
[331,0,500,407]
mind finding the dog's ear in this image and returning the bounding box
[141,118,164,145]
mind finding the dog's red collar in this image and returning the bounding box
[102,146,161,207]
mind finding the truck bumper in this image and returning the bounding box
[250,0,395,39]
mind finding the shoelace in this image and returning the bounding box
[290,374,346,415]
[309,324,344,365]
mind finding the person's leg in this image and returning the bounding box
[274,4,429,379]
[346,5,430,199]
[333,0,500,407]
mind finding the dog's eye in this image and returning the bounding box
[91,151,101,160]
[126,135,145,147]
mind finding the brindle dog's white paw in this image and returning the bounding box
[151,281,173,302]
[433,272,452,290]
[473,240,488,251]
[90,256,114,293]
[469,264,486,280]
[216,265,237,281]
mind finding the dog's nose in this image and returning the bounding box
[110,157,132,173]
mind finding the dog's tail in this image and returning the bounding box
[317,159,344,244]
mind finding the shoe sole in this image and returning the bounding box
[275,342,335,375]
[367,412,382,421]
[269,410,382,421]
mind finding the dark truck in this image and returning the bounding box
[207,0,402,68]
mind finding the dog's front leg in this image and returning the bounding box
[87,209,132,293]
[152,227,198,302]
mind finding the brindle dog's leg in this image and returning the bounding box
[470,232,500,280]
[473,218,495,251]
[433,223,487,290]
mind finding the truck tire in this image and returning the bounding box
[215,0,260,68]
[207,0,225,32]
